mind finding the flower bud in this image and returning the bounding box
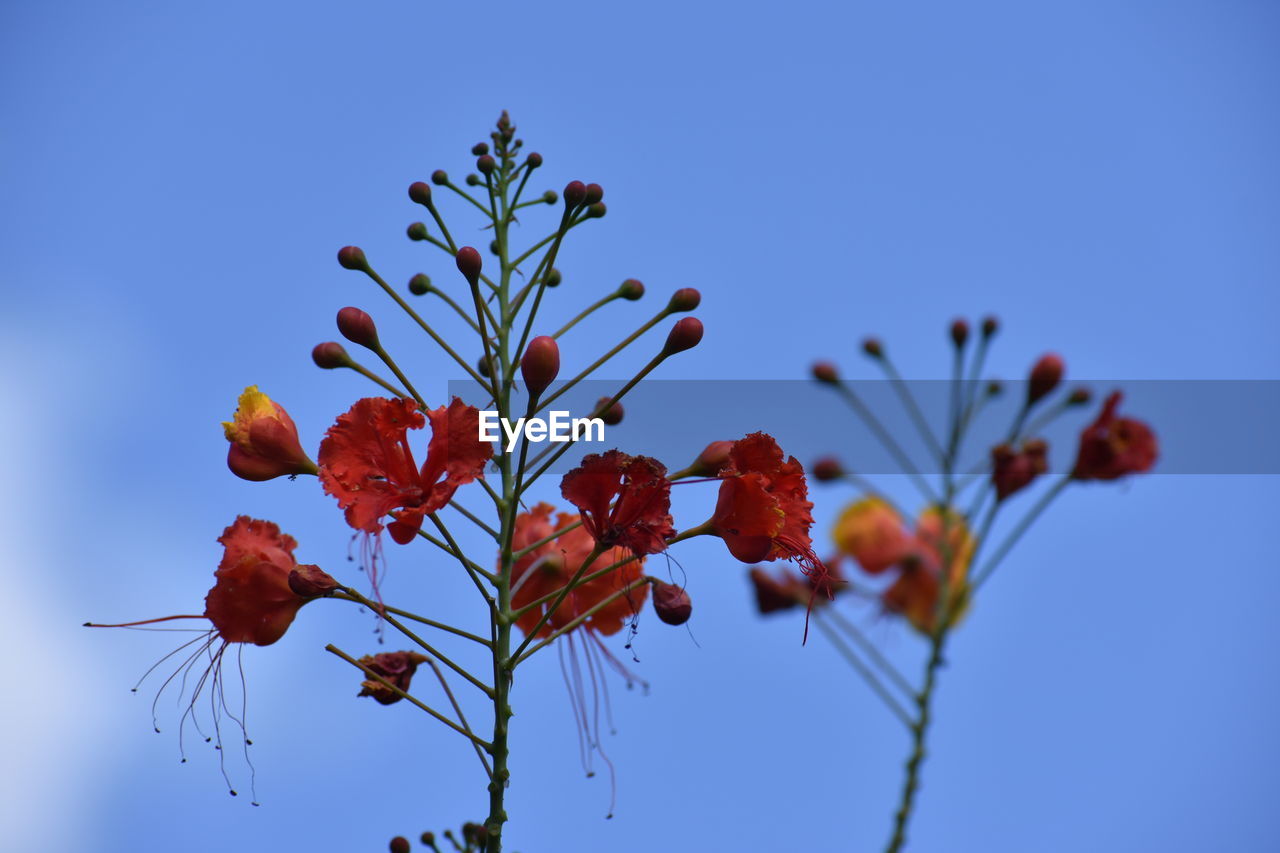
[862,337,884,359]
[337,245,367,271]
[812,456,843,482]
[949,318,969,348]
[987,379,1003,397]
[420,833,436,846]
[477,154,496,174]
[563,180,587,207]
[406,222,428,241]
[651,580,692,625]
[465,173,481,186]
[595,397,624,425]
[477,356,491,378]
[337,307,379,350]
[662,316,703,356]
[390,837,410,853]
[544,268,561,287]
[526,152,543,168]
[981,315,999,338]
[811,361,839,384]
[471,142,489,156]
[586,202,607,218]
[408,181,432,205]
[1067,387,1091,406]
[455,246,483,284]
[541,190,558,204]
[431,169,448,186]
[1027,353,1064,405]
[223,387,317,481]
[312,342,352,369]
[584,183,604,205]
[618,279,645,300]
[521,336,560,396]
[690,440,734,476]
[288,564,339,598]
[489,239,501,256]
[667,287,701,312]
[408,273,431,296]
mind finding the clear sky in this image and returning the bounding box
[3,1,1278,851]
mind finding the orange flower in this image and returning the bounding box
[318,396,494,544]
[508,503,647,639]
[560,450,675,556]
[880,507,973,634]
[222,386,317,481]
[832,497,913,574]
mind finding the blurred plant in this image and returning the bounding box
[752,318,1157,852]
[87,113,828,851]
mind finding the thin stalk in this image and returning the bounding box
[331,591,490,646]
[879,356,947,468]
[814,613,914,729]
[971,476,1070,592]
[552,291,621,339]
[830,382,938,503]
[884,632,948,853]
[424,658,493,778]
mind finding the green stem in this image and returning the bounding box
[884,631,948,853]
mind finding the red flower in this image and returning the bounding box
[560,450,675,556]
[991,439,1049,501]
[222,386,317,481]
[509,503,647,639]
[1071,391,1158,481]
[318,396,494,544]
[355,651,430,705]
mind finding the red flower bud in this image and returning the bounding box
[618,279,645,300]
[406,222,428,241]
[563,180,587,207]
[223,387,317,481]
[288,564,339,598]
[526,152,543,168]
[689,440,734,476]
[1067,387,1091,406]
[390,837,411,853]
[1071,391,1158,481]
[662,316,703,356]
[337,306,379,350]
[811,361,839,384]
[408,181,432,205]
[521,336,560,396]
[471,142,489,155]
[431,169,448,185]
[583,183,604,205]
[595,397,624,425]
[950,318,969,348]
[455,246,482,284]
[812,456,843,482]
[476,154,496,174]
[667,287,701,312]
[981,315,999,338]
[991,439,1049,501]
[862,337,884,359]
[651,580,692,625]
[337,245,367,271]
[311,341,352,369]
[1028,353,1064,405]
[408,273,431,295]
[465,173,481,187]
[987,380,1003,397]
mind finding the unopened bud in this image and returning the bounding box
[288,564,339,598]
[1027,353,1064,405]
[595,397,624,425]
[407,181,432,205]
[455,247,483,284]
[526,152,543,168]
[585,202,607,218]
[812,456,843,482]
[337,245,367,271]
[861,337,884,359]
[477,154,496,174]
[583,183,604,205]
[981,315,999,338]
[987,380,1003,397]
[662,317,703,356]
[667,287,701,313]
[337,307,379,350]
[651,580,692,625]
[691,440,734,476]
[389,837,410,853]
[563,180,587,207]
[618,279,645,301]
[544,268,561,287]
[406,222,428,241]
[811,361,839,384]
[431,169,448,186]
[521,336,560,396]
[408,273,431,296]
[311,342,351,369]
[489,239,501,256]
[471,142,489,156]
[477,356,491,378]
[950,318,969,348]
[1067,387,1091,406]
[465,173,481,186]
[541,190,558,204]
[420,833,436,846]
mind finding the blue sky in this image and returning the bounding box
[3,1,1278,851]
